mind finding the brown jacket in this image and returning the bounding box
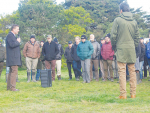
[23,41,40,58]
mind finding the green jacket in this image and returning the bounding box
[111,12,140,63]
[77,40,94,60]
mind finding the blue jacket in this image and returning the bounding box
[77,40,94,60]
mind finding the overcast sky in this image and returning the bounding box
[0,0,149,15]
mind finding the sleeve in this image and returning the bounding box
[96,42,100,57]
[7,35,20,48]
[87,42,94,57]
[110,18,118,51]
[64,48,67,59]
[23,43,27,57]
[134,22,140,48]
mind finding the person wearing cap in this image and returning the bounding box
[89,34,100,81]
[36,41,45,81]
[71,36,82,81]
[77,35,94,83]
[64,41,74,80]
[0,41,6,78]
[23,35,41,82]
[53,38,64,80]
[101,34,114,82]
[139,37,145,82]
[111,2,140,99]
[6,24,21,91]
[42,35,59,81]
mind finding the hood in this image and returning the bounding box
[120,12,133,21]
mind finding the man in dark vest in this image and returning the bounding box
[6,24,22,91]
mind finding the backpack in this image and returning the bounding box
[146,42,150,59]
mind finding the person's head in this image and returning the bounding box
[75,36,81,45]
[105,36,110,43]
[68,41,72,48]
[40,41,44,47]
[90,34,95,41]
[47,35,52,43]
[53,38,58,44]
[30,35,35,43]
[11,24,19,35]
[119,2,130,14]
[81,35,87,43]
[101,38,105,44]
[140,37,144,43]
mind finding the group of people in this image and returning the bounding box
[0,2,150,99]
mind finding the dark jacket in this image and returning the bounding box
[42,41,59,61]
[71,43,80,61]
[64,46,73,62]
[55,44,64,60]
[90,40,100,60]
[139,42,145,62]
[0,45,6,62]
[135,42,141,58]
[77,40,94,60]
[101,41,114,60]
[6,32,22,67]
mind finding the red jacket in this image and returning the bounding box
[101,41,114,60]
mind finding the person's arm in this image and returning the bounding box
[87,42,94,57]
[23,43,27,57]
[7,34,20,48]
[110,18,118,51]
[134,22,140,48]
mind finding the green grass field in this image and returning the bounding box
[0,68,150,113]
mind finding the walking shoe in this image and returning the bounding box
[111,78,114,82]
[82,81,86,83]
[131,95,136,98]
[119,96,127,99]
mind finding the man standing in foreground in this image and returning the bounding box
[111,2,139,99]
[6,24,21,91]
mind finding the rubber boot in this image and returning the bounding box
[136,72,140,84]
[6,74,8,83]
[27,72,30,83]
[32,72,36,82]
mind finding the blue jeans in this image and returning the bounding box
[72,61,82,78]
[6,67,10,74]
[139,61,144,79]
[36,69,41,81]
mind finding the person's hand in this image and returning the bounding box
[17,38,21,43]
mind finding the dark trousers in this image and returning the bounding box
[7,66,18,91]
[45,60,56,81]
[0,62,4,77]
[67,62,73,78]
[72,60,82,78]
[144,55,148,77]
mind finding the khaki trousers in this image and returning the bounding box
[7,66,18,91]
[90,60,99,81]
[117,61,136,96]
[26,57,38,73]
[103,60,113,79]
[55,60,61,76]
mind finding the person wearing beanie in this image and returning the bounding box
[77,35,94,83]
[23,35,41,82]
[53,37,64,80]
[42,35,59,81]
[0,41,6,79]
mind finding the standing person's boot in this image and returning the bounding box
[136,72,140,84]
[32,72,36,82]
[111,77,114,82]
[6,74,8,83]
[58,75,61,80]
[27,72,30,83]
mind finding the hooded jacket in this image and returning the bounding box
[111,12,140,63]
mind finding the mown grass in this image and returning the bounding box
[0,68,150,113]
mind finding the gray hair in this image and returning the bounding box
[75,36,81,40]
[90,34,95,38]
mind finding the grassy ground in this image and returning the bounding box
[0,68,150,113]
